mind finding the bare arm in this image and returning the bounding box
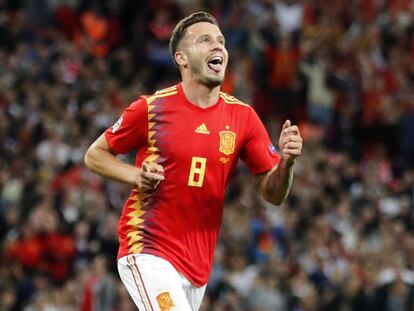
[259,159,294,205]
[258,120,302,205]
[84,134,164,190]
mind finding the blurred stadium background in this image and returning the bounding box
[1,0,414,310]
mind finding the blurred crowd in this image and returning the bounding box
[1,0,414,310]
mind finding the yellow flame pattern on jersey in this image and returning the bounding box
[126,86,177,254]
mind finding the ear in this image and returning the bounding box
[175,51,187,67]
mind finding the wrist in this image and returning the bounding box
[281,157,295,169]
[128,167,141,185]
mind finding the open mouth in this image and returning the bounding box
[207,56,223,73]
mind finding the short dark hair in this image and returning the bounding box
[169,12,218,66]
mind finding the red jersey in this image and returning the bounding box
[105,84,280,286]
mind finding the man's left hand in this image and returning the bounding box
[278,120,303,167]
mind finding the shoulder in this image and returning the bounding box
[142,85,179,104]
[126,85,178,116]
[219,91,255,122]
[219,91,251,109]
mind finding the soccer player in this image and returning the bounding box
[84,11,303,311]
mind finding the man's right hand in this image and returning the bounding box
[84,134,165,190]
[135,162,165,191]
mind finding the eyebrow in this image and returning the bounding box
[198,34,226,42]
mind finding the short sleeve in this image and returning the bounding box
[240,107,280,174]
[104,98,148,154]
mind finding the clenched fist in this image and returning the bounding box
[278,120,303,166]
[135,162,165,191]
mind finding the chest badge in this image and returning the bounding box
[219,125,236,155]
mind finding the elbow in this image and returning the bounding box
[83,134,112,173]
[261,188,284,206]
[84,147,94,170]
[272,197,285,206]
[265,195,284,206]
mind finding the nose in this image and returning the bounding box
[210,38,223,52]
[211,45,222,53]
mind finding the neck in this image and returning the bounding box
[181,79,220,109]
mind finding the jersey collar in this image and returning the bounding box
[177,83,222,112]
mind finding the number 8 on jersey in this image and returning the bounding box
[188,157,207,187]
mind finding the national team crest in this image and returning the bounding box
[156,292,175,310]
[219,129,236,155]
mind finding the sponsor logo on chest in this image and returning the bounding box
[195,123,210,134]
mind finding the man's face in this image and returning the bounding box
[178,22,228,87]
